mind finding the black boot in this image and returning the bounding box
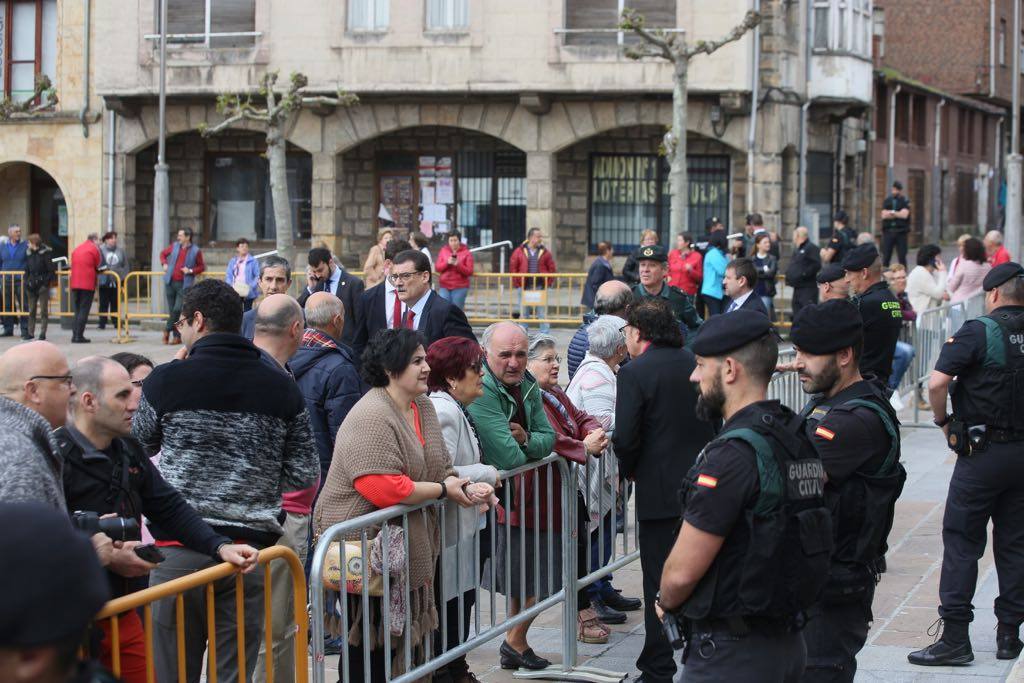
[908,619,973,666]
[997,623,1023,660]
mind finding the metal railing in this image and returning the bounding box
[0,270,129,342]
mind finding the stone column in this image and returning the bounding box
[526,150,556,248]
[311,152,342,259]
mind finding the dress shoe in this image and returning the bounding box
[499,641,551,670]
[71,337,91,344]
[38,333,45,341]
[162,330,170,345]
[602,590,642,612]
[592,598,627,624]
[907,639,974,666]
[20,334,33,340]
[997,624,1023,660]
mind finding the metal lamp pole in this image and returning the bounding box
[1006,0,1022,259]
[150,0,170,310]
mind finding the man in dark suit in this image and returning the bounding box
[613,297,715,683]
[786,226,822,317]
[296,247,364,347]
[352,248,475,357]
[241,256,292,340]
[723,257,770,317]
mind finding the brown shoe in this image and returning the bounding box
[172,333,182,345]
[578,607,610,644]
[162,330,170,345]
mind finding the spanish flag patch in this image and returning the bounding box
[696,474,718,489]
[815,426,836,441]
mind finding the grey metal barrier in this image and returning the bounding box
[310,453,641,683]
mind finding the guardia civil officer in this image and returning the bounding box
[655,310,832,682]
[908,262,1024,667]
[841,244,903,389]
[631,244,703,346]
[792,300,906,681]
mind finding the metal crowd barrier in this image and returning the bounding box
[0,269,129,342]
[309,452,640,683]
[93,545,308,683]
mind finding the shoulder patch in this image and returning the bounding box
[814,426,836,441]
[696,474,719,489]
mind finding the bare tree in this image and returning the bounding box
[200,71,358,266]
[620,9,760,235]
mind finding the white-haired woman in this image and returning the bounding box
[565,316,640,620]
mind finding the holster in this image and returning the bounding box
[947,420,972,457]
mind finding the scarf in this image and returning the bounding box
[302,327,339,349]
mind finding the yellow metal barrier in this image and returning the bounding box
[462,272,588,325]
[94,545,308,683]
[0,269,129,342]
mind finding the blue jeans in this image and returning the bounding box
[586,512,617,601]
[889,340,915,390]
[438,286,469,309]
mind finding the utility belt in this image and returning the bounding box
[688,615,794,638]
[947,420,1024,457]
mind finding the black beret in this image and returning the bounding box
[834,210,849,223]
[635,244,667,263]
[0,503,109,647]
[816,264,845,284]
[791,300,864,355]
[892,180,903,190]
[841,243,879,271]
[691,309,773,357]
[984,262,1024,291]
[705,216,722,230]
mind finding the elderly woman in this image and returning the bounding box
[426,336,499,683]
[947,237,991,303]
[526,335,612,644]
[314,328,492,682]
[565,316,641,622]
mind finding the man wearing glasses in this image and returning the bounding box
[352,246,475,357]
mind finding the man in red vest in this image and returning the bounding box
[69,233,106,343]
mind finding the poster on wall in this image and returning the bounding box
[420,180,436,205]
[418,156,436,177]
[436,157,453,177]
[380,176,417,230]
[436,177,455,204]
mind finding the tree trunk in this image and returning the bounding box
[670,58,689,236]
[266,124,294,268]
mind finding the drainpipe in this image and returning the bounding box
[887,84,901,187]
[107,111,116,232]
[934,99,945,168]
[991,0,997,98]
[933,98,945,240]
[798,0,814,227]
[78,0,91,137]
[746,0,761,214]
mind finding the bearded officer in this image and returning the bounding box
[655,310,832,681]
[841,243,903,389]
[909,262,1024,666]
[792,299,906,681]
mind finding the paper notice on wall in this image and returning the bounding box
[420,181,435,205]
[436,177,455,204]
[423,203,447,222]
[436,157,453,177]
[418,156,436,177]
[434,221,451,234]
[419,220,434,237]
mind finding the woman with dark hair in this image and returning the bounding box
[751,233,778,319]
[947,237,991,303]
[426,336,498,683]
[436,231,475,310]
[313,329,493,682]
[907,243,948,313]
[700,231,729,316]
[668,233,702,296]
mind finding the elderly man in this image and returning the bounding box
[468,321,556,669]
[0,224,29,338]
[786,226,822,316]
[631,244,703,348]
[242,255,292,340]
[0,341,75,509]
[567,279,633,379]
[986,230,1012,267]
[253,293,304,371]
[817,264,850,302]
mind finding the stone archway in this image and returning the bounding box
[0,160,73,257]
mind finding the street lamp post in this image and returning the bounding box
[150,0,170,310]
[1006,0,1022,260]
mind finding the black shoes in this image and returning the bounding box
[592,598,627,625]
[71,337,91,344]
[602,590,642,612]
[20,334,33,340]
[908,638,974,666]
[997,624,1023,660]
[499,641,551,670]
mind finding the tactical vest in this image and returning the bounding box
[680,408,833,622]
[802,392,906,579]
[951,310,1024,430]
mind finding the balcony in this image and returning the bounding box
[808,0,873,105]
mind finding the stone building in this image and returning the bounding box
[1,0,874,271]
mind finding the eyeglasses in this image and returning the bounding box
[30,374,73,387]
[388,271,426,284]
[172,316,193,331]
[130,379,145,388]
[540,355,562,364]
[470,359,484,373]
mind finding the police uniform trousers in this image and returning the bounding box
[791,286,818,318]
[638,518,679,683]
[680,626,806,682]
[938,441,1024,627]
[801,582,875,683]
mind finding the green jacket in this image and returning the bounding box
[632,282,703,349]
[467,365,555,471]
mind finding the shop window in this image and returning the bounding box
[349,0,388,31]
[157,0,256,47]
[1,0,57,102]
[588,153,729,253]
[207,153,311,242]
[425,0,467,31]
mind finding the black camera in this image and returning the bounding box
[72,511,141,542]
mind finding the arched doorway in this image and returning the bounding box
[0,161,69,258]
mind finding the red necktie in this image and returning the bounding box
[392,294,402,330]
[404,310,415,329]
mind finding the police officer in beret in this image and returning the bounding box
[791,300,905,681]
[656,310,832,681]
[822,211,858,265]
[880,181,911,267]
[631,244,703,348]
[909,262,1024,667]
[0,502,115,683]
[816,264,850,302]
[842,243,903,389]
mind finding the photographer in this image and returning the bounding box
[58,356,258,683]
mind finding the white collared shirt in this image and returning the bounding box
[385,279,399,328]
[306,264,343,295]
[401,289,432,331]
[727,290,753,312]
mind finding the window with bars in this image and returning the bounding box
[425,0,467,31]
[154,0,256,47]
[349,0,388,31]
[0,0,57,102]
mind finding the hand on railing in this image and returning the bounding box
[217,543,260,573]
[464,482,498,513]
[444,475,475,507]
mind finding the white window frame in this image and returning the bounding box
[146,0,261,47]
[425,0,468,32]
[348,0,388,32]
[813,0,872,58]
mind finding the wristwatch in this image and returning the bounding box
[934,414,951,428]
[437,482,448,500]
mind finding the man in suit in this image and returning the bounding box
[786,226,822,317]
[296,247,364,347]
[349,238,409,357]
[723,257,770,317]
[353,248,475,357]
[241,256,292,340]
[613,297,715,683]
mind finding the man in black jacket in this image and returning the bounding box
[786,226,822,317]
[59,356,258,680]
[842,243,903,388]
[296,247,364,347]
[613,298,715,683]
[352,248,475,358]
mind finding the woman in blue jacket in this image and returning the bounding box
[700,232,729,317]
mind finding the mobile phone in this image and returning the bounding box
[134,543,166,564]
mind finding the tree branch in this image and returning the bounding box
[684,10,761,58]
[620,8,678,62]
